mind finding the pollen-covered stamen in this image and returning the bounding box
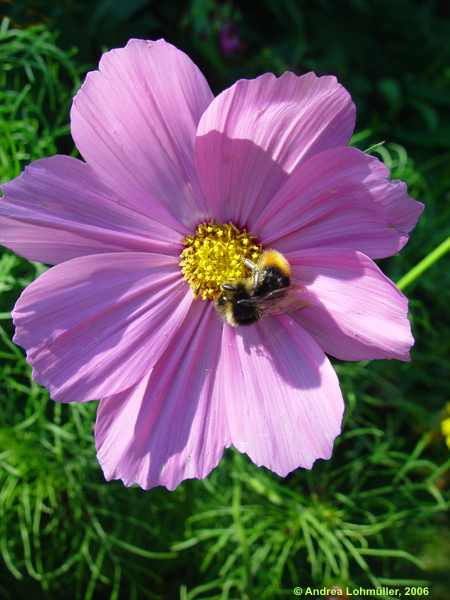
[180,222,261,300]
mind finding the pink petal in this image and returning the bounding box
[218,316,344,475]
[0,156,182,264]
[195,71,355,226]
[71,39,214,230]
[13,253,192,402]
[96,302,229,491]
[289,248,414,361]
[254,147,424,259]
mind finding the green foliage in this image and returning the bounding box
[0,6,449,600]
[0,20,81,182]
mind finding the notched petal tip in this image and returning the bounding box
[97,451,228,492]
[241,439,339,479]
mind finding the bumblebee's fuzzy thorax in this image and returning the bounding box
[256,249,291,278]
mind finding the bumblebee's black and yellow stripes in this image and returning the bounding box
[215,249,291,327]
[253,249,291,296]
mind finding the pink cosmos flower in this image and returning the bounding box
[0,39,423,490]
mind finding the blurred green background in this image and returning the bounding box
[0,1,449,599]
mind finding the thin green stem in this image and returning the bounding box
[397,236,450,291]
[232,456,252,600]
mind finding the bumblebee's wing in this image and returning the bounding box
[236,285,307,317]
[236,288,287,305]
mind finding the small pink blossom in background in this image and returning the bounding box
[0,39,423,490]
[219,22,243,56]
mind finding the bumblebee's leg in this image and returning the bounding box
[222,283,238,292]
[244,258,259,288]
[244,258,257,271]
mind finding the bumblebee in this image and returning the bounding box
[215,250,292,326]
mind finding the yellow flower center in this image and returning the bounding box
[180,222,261,300]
